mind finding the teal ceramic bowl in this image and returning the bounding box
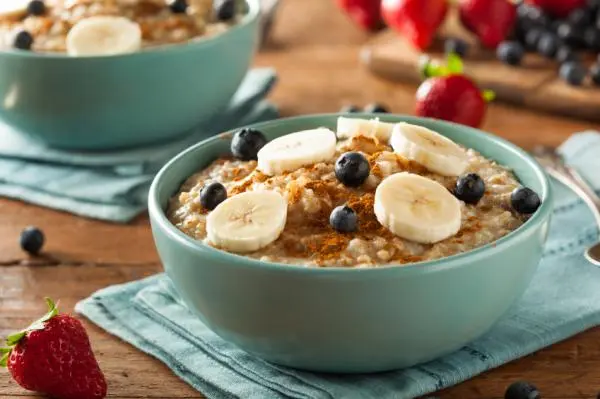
[0,0,260,150]
[149,114,553,373]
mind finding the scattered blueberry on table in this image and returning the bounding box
[329,205,358,233]
[216,0,236,21]
[200,182,227,210]
[524,28,544,51]
[168,0,188,14]
[13,30,34,50]
[335,152,371,187]
[20,226,45,255]
[511,187,541,215]
[454,173,485,205]
[504,381,541,399]
[230,128,267,160]
[364,103,389,113]
[27,0,46,16]
[497,41,525,66]
[559,61,587,86]
[444,37,469,58]
[339,104,360,113]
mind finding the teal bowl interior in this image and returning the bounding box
[0,0,260,150]
[149,114,553,373]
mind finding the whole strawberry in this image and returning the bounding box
[525,0,585,18]
[1,298,107,399]
[335,0,383,31]
[382,0,448,50]
[415,54,494,128]
[459,0,516,49]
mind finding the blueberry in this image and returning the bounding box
[335,152,370,187]
[444,37,469,58]
[13,30,33,50]
[20,226,45,255]
[511,187,541,214]
[497,41,524,66]
[524,28,544,51]
[585,27,600,50]
[199,182,227,210]
[454,174,485,205]
[555,46,580,64]
[329,205,358,233]
[559,61,587,86]
[557,23,586,48]
[504,381,541,399]
[537,32,559,58]
[518,4,551,28]
[169,0,187,13]
[567,8,591,27]
[230,128,267,160]
[27,0,46,16]
[340,104,360,113]
[216,0,236,21]
[590,63,600,85]
[364,103,389,113]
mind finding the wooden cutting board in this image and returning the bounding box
[360,17,600,122]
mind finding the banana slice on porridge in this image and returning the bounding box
[390,123,468,177]
[257,128,337,175]
[66,16,142,56]
[374,172,462,244]
[206,191,288,254]
[336,117,395,142]
[0,0,29,19]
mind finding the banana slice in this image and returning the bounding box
[257,128,337,175]
[0,1,28,19]
[390,123,468,177]
[336,117,395,142]
[374,172,461,244]
[66,16,142,56]
[206,191,288,253]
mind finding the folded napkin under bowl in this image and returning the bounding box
[147,114,553,373]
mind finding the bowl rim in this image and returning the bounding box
[148,113,553,277]
[0,0,260,60]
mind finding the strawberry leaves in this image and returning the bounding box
[419,53,464,78]
[1,298,59,367]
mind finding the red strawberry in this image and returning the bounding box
[459,0,516,49]
[335,0,383,31]
[1,298,107,399]
[381,0,448,50]
[525,0,586,18]
[415,55,494,128]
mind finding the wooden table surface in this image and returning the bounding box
[2,1,600,398]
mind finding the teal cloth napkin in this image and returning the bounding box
[75,132,600,399]
[0,68,278,223]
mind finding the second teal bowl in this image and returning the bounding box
[149,114,553,373]
[0,0,260,150]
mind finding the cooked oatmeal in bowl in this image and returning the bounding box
[0,0,242,54]
[168,117,543,268]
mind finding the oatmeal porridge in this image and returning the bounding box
[0,0,242,54]
[168,117,542,268]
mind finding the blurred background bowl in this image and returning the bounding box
[0,0,260,150]
[149,114,553,373]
